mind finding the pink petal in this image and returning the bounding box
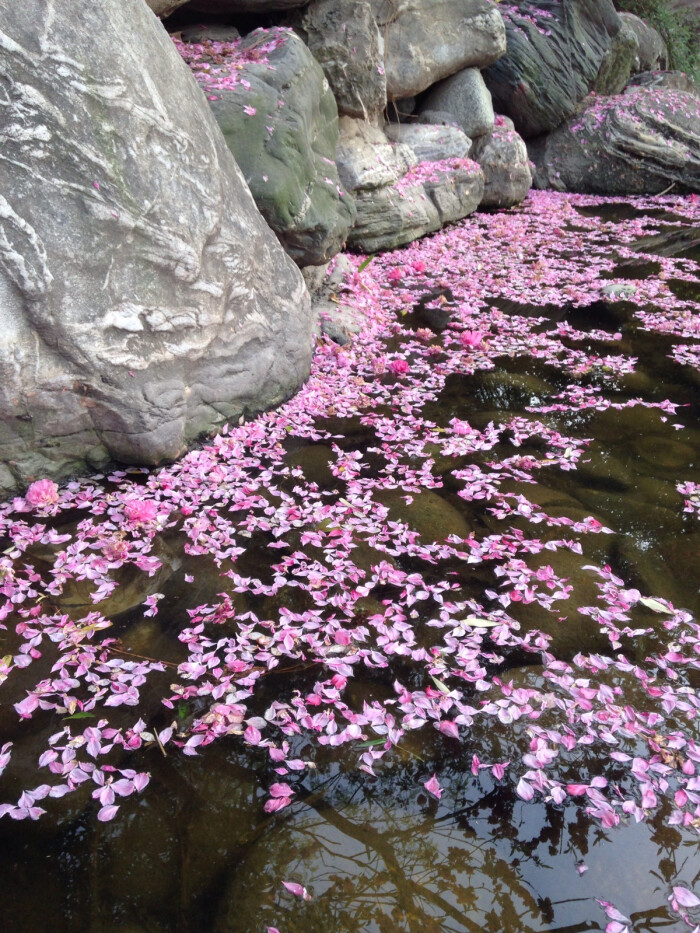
[424,774,442,799]
[673,886,700,909]
[97,804,119,822]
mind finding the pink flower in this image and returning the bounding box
[459,330,484,349]
[388,359,410,375]
[123,498,158,525]
[25,479,59,509]
[410,260,426,274]
[387,268,403,282]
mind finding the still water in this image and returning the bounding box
[0,194,698,932]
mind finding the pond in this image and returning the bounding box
[0,190,698,932]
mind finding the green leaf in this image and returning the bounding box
[358,737,387,748]
[357,255,375,273]
[63,712,95,720]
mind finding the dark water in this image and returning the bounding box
[0,201,699,932]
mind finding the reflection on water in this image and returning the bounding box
[1,196,699,932]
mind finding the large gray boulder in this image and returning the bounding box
[471,115,531,207]
[529,87,700,194]
[178,28,355,265]
[619,12,668,73]
[0,0,313,494]
[483,0,624,138]
[337,119,484,253]
[370,0,506,100]
[418,67,495,139]
[296,0,387,122]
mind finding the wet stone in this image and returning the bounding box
[374,488,474,542]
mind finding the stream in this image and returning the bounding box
[0,191,698,932]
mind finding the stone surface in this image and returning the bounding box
[336,118,418,192]
[627,70,698,94]
[592,21,638,96]
[337,118,483,253]
[418,67,495,139]
[145,0,189,15]
[370,0,506,100]
[0,0,313,493]
[179,25,241,42]
[470,115,531,208]
[384,123,472,161]
[530,87,700,195]
[620,12,668,73]
[190,0,311,11]
[183,28,355,266]
[296,0,386,121]
[303,256,364,345]
[483,0,623,139]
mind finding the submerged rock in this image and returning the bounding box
[483,0,623,138]
[470,115,532,208]
[530,87,700,194]
[0,0,313,493]
[370,0,506,100]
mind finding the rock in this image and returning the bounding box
[529,87,700,194]
[178,25,241,42]
[592,21,638,96]
[483,0,623,138]
[418,67,495,139]
[375,488,474,542]
[626,70,699,95]
[0,0,313,494]
[384,124,472,162]
[181,28,355,266]
[619,12,668,73]
[302,256,363,344]
[337,118,483,253]
[470,115,531,207]
[296,0,386,121]
[190,0,311,11]
[370,0,506,100]
[336,117,417,192]
[145,0,190,15]
[416,110,461,127]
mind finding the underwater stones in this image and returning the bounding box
[370,0,506,100]
[286,444,337,489]
[530,88,700,195]
[296,0,386,121]
[375,488,474,542]
[483,0,623,138]
[202,29,355,266]
[506,550,613,660]
[0,0,313,494]
[470,115,532,208]
[418,67,495,140]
